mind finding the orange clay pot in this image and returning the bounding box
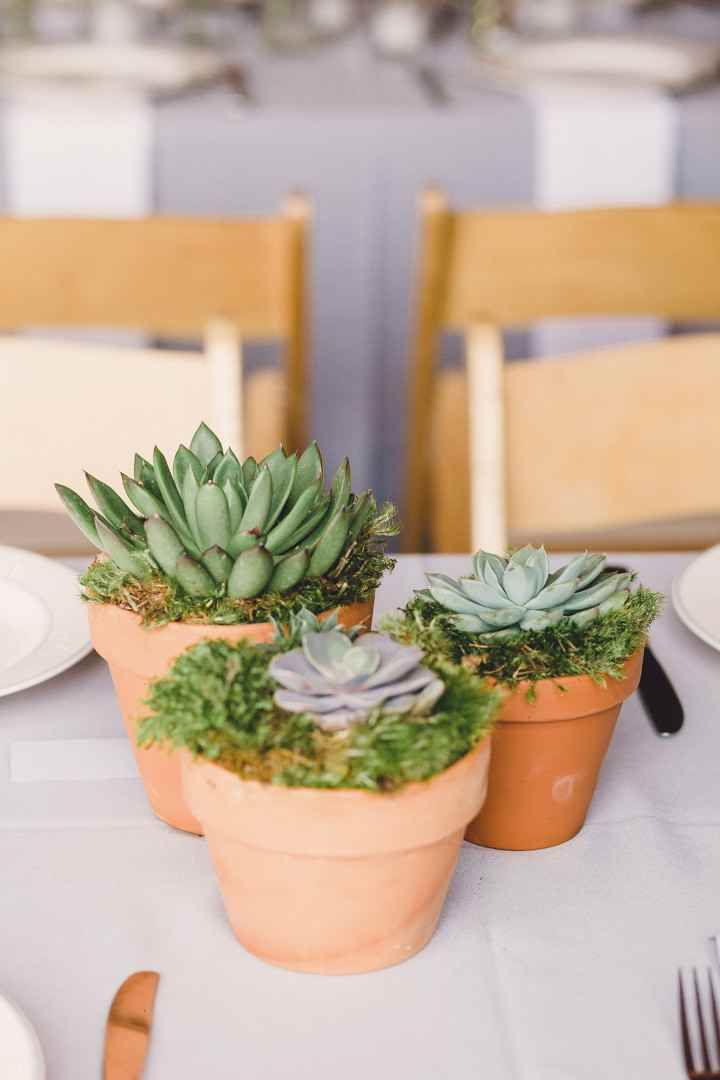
[182,737,492,974]
[87,599,374,836]
[466,649,643,852]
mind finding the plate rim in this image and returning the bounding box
[671,544,720,653]
[0,545,92,698]
[0,991,46,1079]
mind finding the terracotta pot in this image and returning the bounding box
[87,598,374,835]
[182,737,492,974]
[466,649,643,852]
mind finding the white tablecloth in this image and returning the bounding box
[1,552,719,1078]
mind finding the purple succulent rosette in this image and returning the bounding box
[269,630,445,732]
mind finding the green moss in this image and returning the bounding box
[138,638,498,792]
[382,587,662,689]
[80,504,398,627]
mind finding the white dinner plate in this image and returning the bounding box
[0,546,91,698]
[475,34,720,92]
[672,544,720,653]
[0,994,45,1080]
[0,44,225,97]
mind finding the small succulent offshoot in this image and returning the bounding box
[269,630,445,732]
[423,546,633,639]
[270,606,366,648]
[56,423,382,602]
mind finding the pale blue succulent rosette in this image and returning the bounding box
[270,606,364,647]
[55,422,380,602]
[422,546,634,640]
[269,630,445,732]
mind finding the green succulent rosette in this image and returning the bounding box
[423,546,633,639]
[56,422,397,614]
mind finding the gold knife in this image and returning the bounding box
[103,971,160,1080]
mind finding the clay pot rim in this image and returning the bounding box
[184,731,492,806]
[488,647,644,723]
[86,598,372,634]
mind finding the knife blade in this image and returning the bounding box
[103,971,159,1080]
[607,563,684,736]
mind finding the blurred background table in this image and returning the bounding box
[2,4,718,505]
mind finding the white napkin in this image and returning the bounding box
[10,739,138,783]
[4,87,151,216]
[532,86,675,356]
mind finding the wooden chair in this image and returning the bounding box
[405,191,720,553]
[0,197,310,553]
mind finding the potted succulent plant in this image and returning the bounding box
[56,422,398,834]
[384,546,662,851]
[138,624,498,974]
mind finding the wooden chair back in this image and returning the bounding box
[0,194,309,449]
[407,190,720,552]
[0,322,283,515]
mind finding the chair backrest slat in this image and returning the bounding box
[407,190,720,552]
[0,216,299,336]
[444,203,720,327]
[501,333,720,537]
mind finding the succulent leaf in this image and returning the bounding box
[145,516,185,577]
[190,422,223,467]
[242,456,258,490]
[275,496,331,554]
[264,451,298,531]
[96,518,149,579]
[426,546,633,637]
[85,473,144,537]
[238,465,273,536]
[269,548,310,594]
[213,449,243,490]
[202,546,234,584]
[174,554,215,598]
[227,545,274,599]
[223,479,244,533]
[133,454,160,497]
[227,528,262,559]
[122,474,165,520]
[265,480,321,554]
[307,506,351,577]
[348,491,375,540]
[181,467,203,547]
[173,445,204,492]
[152,447,188,536]
[329,458,351,513]
[54,484,102,548]
[290,441,323,504]
[195,482,231,552]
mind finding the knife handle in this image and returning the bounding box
[638,646,684,737]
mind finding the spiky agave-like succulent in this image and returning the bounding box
[55,422,379,601]
[424,546,633,638]
[269,629,444,731]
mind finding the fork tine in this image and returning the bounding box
[680,970,696,1075]
[694,967,713,1073]
[708,969,720,1069]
